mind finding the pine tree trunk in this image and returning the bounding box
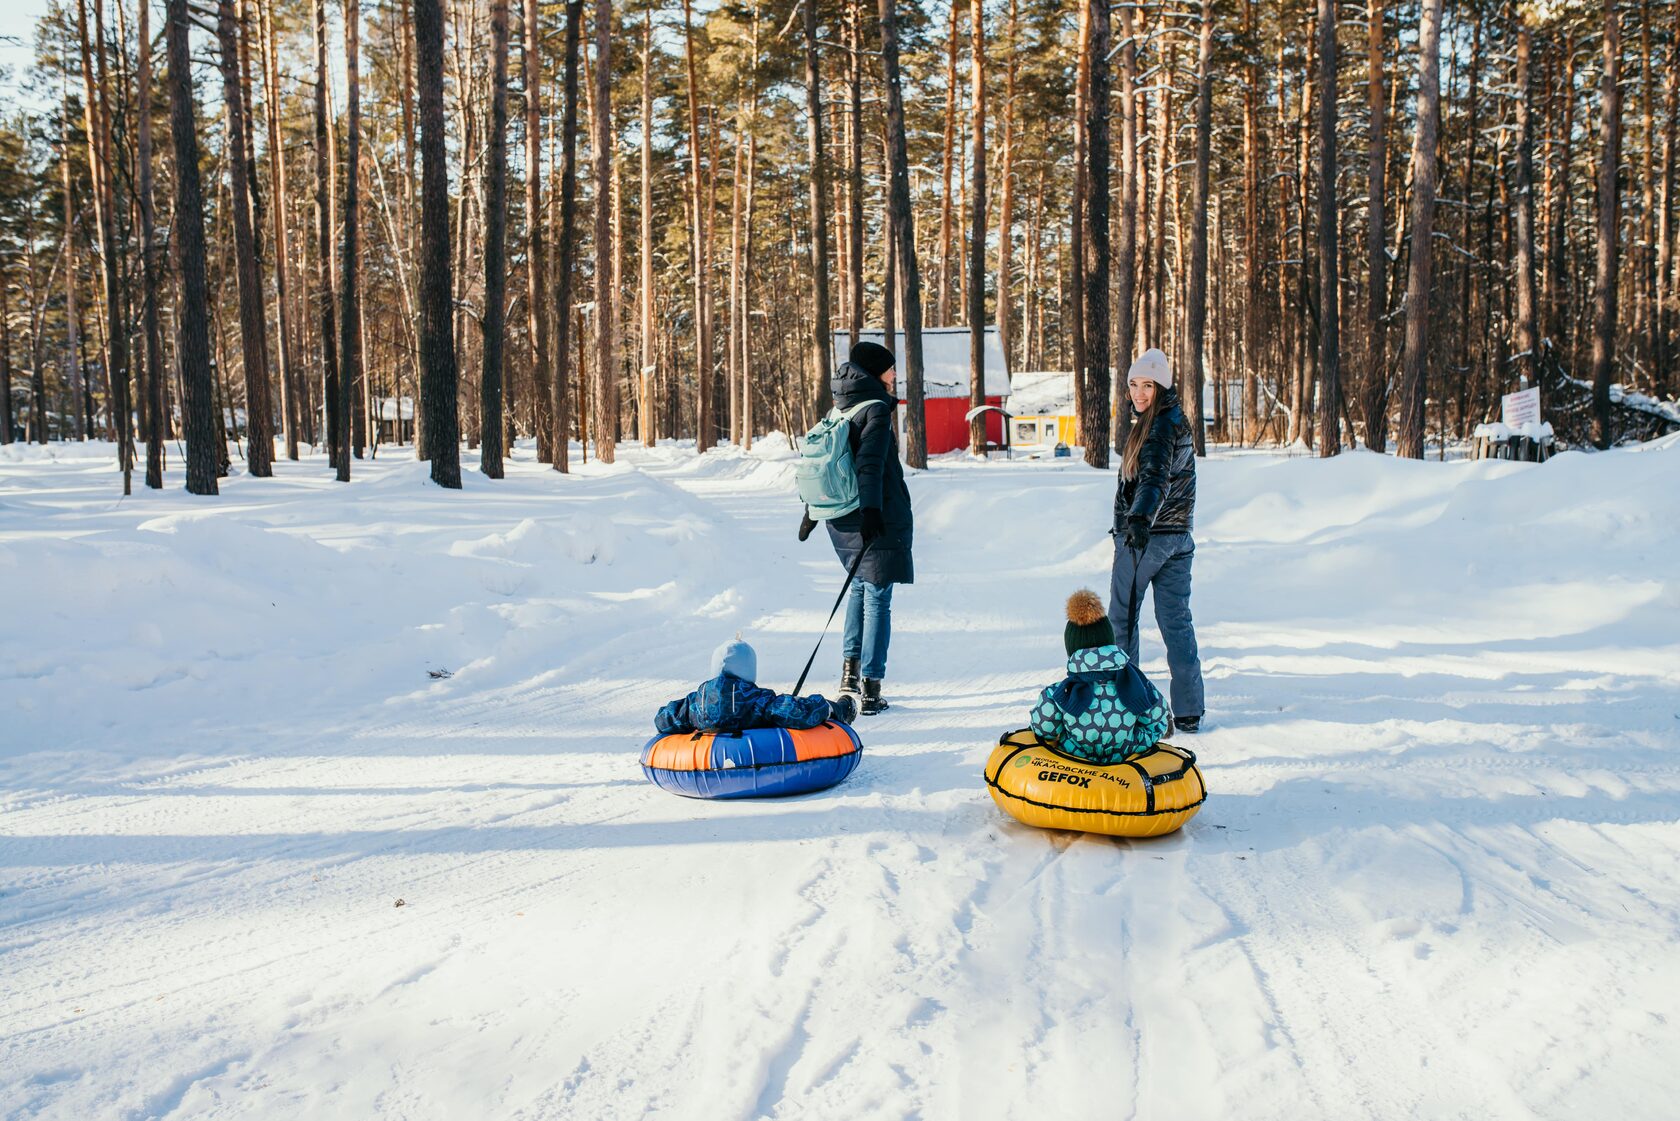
[640,7,657,446]
[526,0,551,463]
[138,0,165,485]
[879,0,927,468]
[881,125,897,348]
[1513,18,1540,388]
[1149,53,1171,348]
[938,3,958,329]
[804,0,835,419]
[1362,0,1387,450]
[742,101,758,449]
[847,0,865,346]
[967,0,987,455]
[1080,0,1110,468]
[60,124,81,443]
[1070,1,1088,423]
[258,0,298,462]
[1396,0,1443,460]
[1315,0,1339,456]
[1659,0,1679,394]
[1114,3,1137,452]
[1591,13,1624,449]
[77,0,132,485]
[995,0,1017,378]
[682,0,712,453]
[167,0,219,494]
[337,0,360,482]
[1182,0,1213,456]
[313,0,340,465]
[215,0,273,476]
[1546,38,1576,360]
[480,0,510,477]
[592,0,618,462]
[552,0,581,472]
[417,0,461,486]
[0,281,12,445]
[728,110,745,443]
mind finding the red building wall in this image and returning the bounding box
[915,397,1005,454]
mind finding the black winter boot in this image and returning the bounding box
[840,657,861,696]
[1172,714,1201,735]
[860,678,889,716]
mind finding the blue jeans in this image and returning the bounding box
[842,579,894,680]
[1108,533,1204,719]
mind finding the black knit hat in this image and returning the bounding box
[1064,589,1115,655]
[849,341,896,379]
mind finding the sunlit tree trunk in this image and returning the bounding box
[639,7,657,447]
[847,0,864,347]
[1315,0,1339,455]
[967,0,987,455]
[1512,18,1539,388]
[417,0,461,486]
[168,0,219,494]
[215,0,274,477]
[337,0,361,482]
[526,0,551,462]
[804,0,834,418]
[138,0,166,485]
[994,0,1017,379]
[480,0,510,477]
[1591,12,1623,448]
[879,0,927,467]
[1397,0,1443,460]
[938,3,958,328]
[314,0,341,466]
[1362,0,1388,450]
[682,0,713,452]
[1113,2,1137,452]
[552,0,581,471]
[1079,0,1109,468]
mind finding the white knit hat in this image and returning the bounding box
[1126,348,1172,388]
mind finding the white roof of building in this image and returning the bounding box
[1006,371,1075,416]
[832,327,1011,399]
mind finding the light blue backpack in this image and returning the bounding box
[794,400,885,520]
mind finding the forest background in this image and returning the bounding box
[0,0,1676,495]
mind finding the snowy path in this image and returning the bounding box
[3,437,1679,1120]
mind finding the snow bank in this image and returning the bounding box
[2,438,1677,1120]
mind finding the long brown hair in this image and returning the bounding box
[1121,389,1166,481]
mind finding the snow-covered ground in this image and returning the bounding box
[3,435,1678,1121]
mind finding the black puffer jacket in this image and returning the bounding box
[825,361,914,586]
[1113,386,1196,535]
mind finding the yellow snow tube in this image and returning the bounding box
[984,728,1206,838]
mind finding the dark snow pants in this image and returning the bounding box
[1108,532,1205,721]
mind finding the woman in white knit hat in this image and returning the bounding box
[1109,348,1205,733]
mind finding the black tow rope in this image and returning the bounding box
[791,541,872,696]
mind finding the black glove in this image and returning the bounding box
[860,507,885,544]
[1124,516,1151,551]
[829,694,858,724]
[798,508,818,542]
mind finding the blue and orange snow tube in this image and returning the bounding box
[984,728,1205,838]
[640,722,863,799]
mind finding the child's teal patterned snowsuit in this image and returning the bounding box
[1029,644,1170,765]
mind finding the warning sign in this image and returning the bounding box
[1501,386,1541,428]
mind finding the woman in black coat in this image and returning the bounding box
[1110,348,1205,732]
[806,341,913,715]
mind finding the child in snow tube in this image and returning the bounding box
[1029,590,1170,763]
[984,590,1204,837]
[642,638,862,799]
